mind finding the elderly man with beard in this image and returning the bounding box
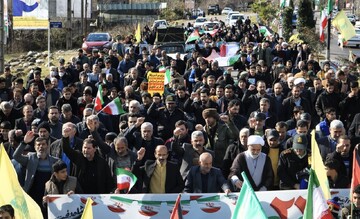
[13,131,59,217]
[172,130,214,180]
[125,122,164,163]
[185,152,231,194]
[132,145,184,193]
[61,126,115,194]
[228,135,274,191]
[278,134,309,190]
[222,128,249,178]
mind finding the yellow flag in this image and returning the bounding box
[0,144,44,219]
[135,23,141,43]
[332,11,356,41]
[81,198,94,219]
[311,130,331,200]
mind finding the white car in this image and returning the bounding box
[203,21,221,30]
[338,28,360,47]
[347,14,356,24]
[152,20,168,29]
[226,11,240,23]
[194,17,207,28]
[228,14,245,27]
[221,7,233,15]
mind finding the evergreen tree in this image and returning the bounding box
[297,0,315,31]
[283,7,294,41]
[289,0,294,10]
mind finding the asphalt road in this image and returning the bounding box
[327,31,360,61]
[188,12,360,62]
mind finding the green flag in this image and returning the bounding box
[327,0,333,15]
[231,172,267,219]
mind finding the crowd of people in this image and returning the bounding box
[0,18,360,218]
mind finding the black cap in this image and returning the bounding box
[254,112,266,121]
[266,129,279,139]
[300,113,311,121]
[105,132,117,142]
[37,121,50,133]
[292,134,308,150]
[0,121,11,129]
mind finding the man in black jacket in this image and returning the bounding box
[62,127,115,194]
[185,152,230,194]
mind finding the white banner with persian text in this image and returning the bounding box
[48,189,350,219]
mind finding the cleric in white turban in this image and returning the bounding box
[228,135,274,191]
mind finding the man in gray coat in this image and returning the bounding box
[184,152,231,194]
[13,131,59,217]
[172,130,214,180]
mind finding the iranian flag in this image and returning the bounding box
[159,65,166,73]
[94,84,104,111]
[219,43,239,57]
[303,169,332,219]
[116,168,137,192]
[164,69,171,85]
[214,54,240,67]
[102,97,126,115]
[185,29,200,43]
[205,29,219,37]
[320,9,328,43]
[204,49,220,62]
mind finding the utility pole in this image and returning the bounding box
[81,0,84,36]
[66,0,72,50]
[0,0,4,74]
[85,0,88,36]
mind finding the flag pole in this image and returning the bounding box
[326,16,331,60]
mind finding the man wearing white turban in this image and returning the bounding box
[228,135,274,191]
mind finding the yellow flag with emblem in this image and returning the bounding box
[0,143,43,219]
[81,197,94,219]
[332,10,356,41]
[135,23,141,43]
[311,130,331,200]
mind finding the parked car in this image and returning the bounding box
[186,8,205,19]
[208,4,221,15]
[347,14,356,25]
[194,17,207,28]
[82,32,112,54]
[152,20,169,29]
[338,28,360,47]
[225,11,240,24]
[228,14,245,27]
[221,7,233,15]
[203,21,221,30]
